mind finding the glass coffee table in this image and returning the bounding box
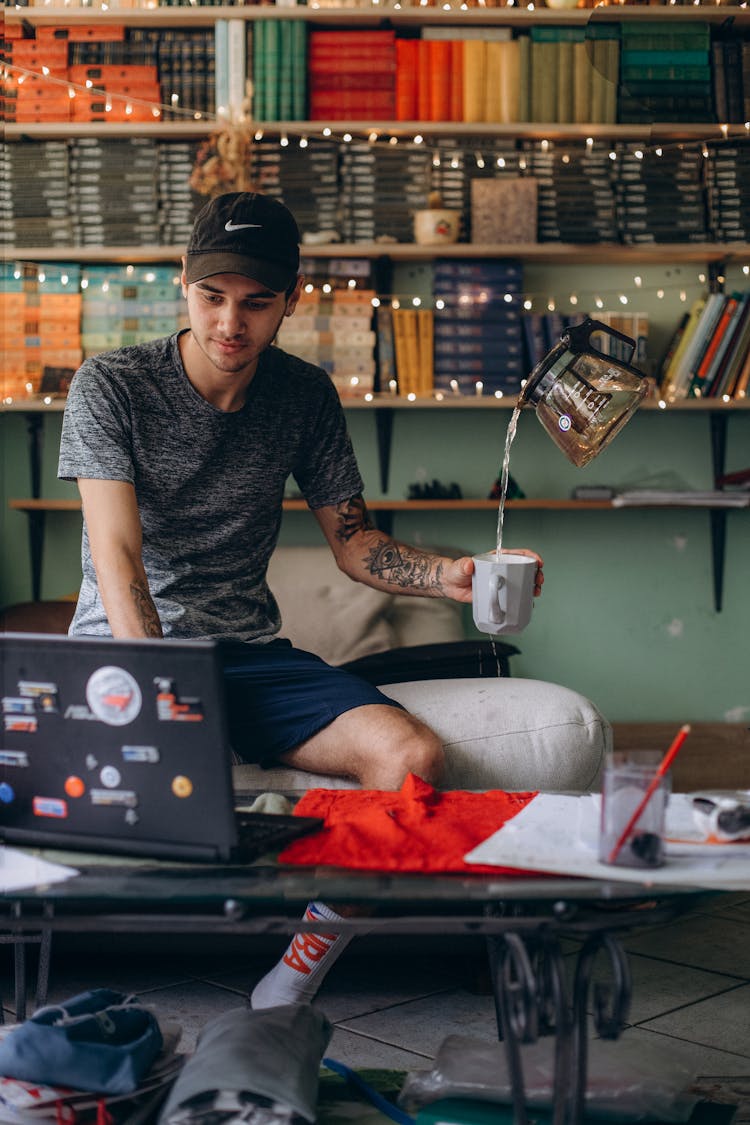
[1,854,719,1125]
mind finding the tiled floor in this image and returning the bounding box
[4,895,750,1105]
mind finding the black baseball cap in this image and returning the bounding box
[185,192,301,292]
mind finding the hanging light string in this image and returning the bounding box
[6,60,750,148]
[4,60,208,120]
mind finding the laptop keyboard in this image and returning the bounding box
[234,812,323,861]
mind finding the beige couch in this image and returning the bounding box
[233,547,611,795]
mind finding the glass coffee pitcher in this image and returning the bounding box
[518,317,649,467]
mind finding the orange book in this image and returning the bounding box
[37,24,126,41]
[395,38,418,120]
[428,40,451,122]
[732,345,750,398]
[450,41,464,121]
[694,296,739,391]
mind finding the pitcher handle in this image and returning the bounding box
[564,317,637,366]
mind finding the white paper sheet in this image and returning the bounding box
[0,846,78,893]
[464,793,750,890]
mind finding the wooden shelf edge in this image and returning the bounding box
[7,5,749,27]
[7,122,750,143]
[4,242,749,265]
[10,497,748,513]
[3,395,748,414]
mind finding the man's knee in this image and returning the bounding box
[389,718,445,788]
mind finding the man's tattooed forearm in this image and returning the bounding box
[334,494,375,542]
[365,541,445,592]
[130,580,162,637]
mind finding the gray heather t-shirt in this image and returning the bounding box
[58,333,364,641]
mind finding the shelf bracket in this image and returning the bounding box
[25,412,45,602]
[374,407,394,494]
[709,412,729,613]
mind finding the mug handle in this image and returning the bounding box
[488,573,506,624]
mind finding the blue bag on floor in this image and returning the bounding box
[0,988,163,1094]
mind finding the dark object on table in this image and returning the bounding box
[488,473,525,501]
[407,480,463,500]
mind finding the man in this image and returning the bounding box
[59,191,543,1007]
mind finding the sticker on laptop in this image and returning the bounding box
[86,666,143,726]
[154,677,205,722]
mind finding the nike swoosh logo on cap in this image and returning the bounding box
[225,220,262,232]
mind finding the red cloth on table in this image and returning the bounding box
[278,773,538,874]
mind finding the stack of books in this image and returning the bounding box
[276,285,377,397]
[0,261,82,398]
[618,20,713,124]
[614,145,708,244]
[523,140,617,244]
[69,62,161,123]
[430,138,524,243]
[711,28,750,124]
[157,28,215,120]
[4,35,70,123]
[659,289,750,401]
[529,25,619,126]
[308,30,396,121]
[69,138,160,247]
[249,138,340,238]
[339,142,432,243]
[432,259,524,396]
[1,141,73,248]
[81,265,186,356]
[706,144,750,243]
[251,19,306,120]
[158,141,203,247]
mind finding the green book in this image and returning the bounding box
[557,39,574,124]
[278,20,293,121]
[263,18,280,122]
[292,20,307,121]
[572,38,591,123]
[621,49,709,67]
[530,26,584,43]
[253,19,266,121]
[517,33,531,122]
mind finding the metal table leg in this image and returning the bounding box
[485,924,632,1124]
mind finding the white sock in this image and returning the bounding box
[250,901,354,1009]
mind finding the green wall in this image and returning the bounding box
[2,400,748,726]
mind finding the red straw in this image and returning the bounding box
[607,724,692,864]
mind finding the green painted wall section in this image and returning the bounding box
[2,403,748,726]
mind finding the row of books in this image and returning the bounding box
[3,24,216,122]
[659,289,750,401]
[522,311,649,372]
[3,136,749,250]
[5,20,749,124]
[1,261,188,396]
[1,138,202,248]
[275,285,378,395]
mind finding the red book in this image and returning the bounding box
[395,39,418,120]
[309,73,395,91]
[309,30,395,44]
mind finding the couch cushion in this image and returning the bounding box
[232,676,610,796]
[267,546,465,666]
[267,546,396,665]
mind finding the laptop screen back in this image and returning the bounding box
[1,634,239,860]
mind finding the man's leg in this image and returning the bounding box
[250,703,444,1008]
[279,701,445,789]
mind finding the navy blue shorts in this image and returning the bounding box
[219,639,403,767]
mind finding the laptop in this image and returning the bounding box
[0,633,323,862]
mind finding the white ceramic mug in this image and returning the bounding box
[413,209,461,246]
[472,551,536,635]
